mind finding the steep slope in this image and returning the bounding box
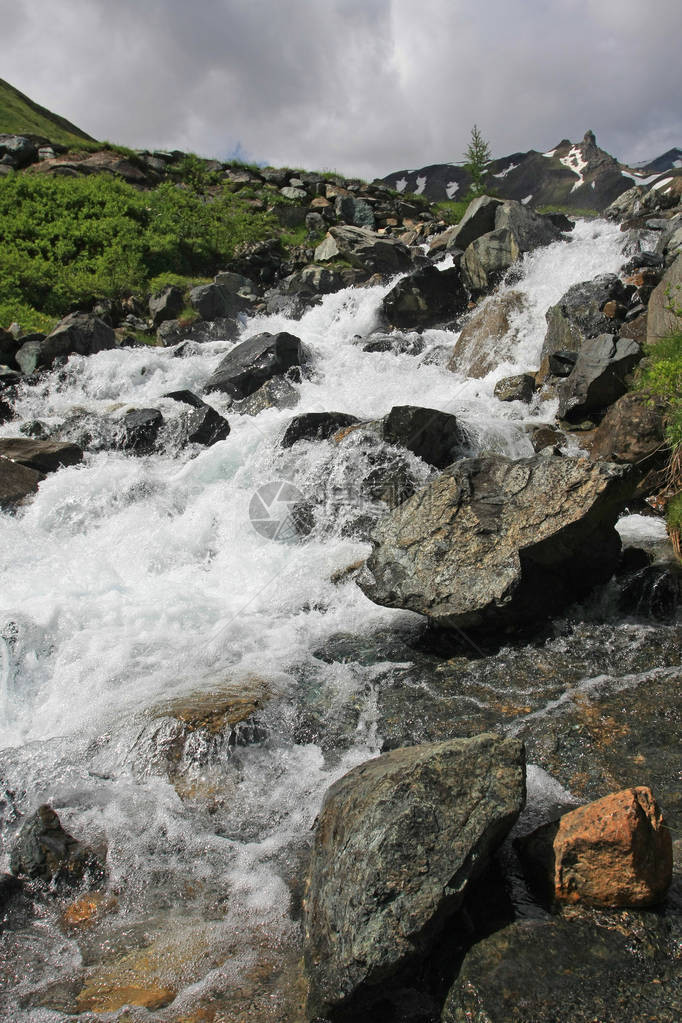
[0,77,96,146]
[381,130,681,212]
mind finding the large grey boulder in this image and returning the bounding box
[304,733,525,1019]
[314,225,414,275]
[189,282,249,321]
[163,390,230,446]
[540,274,632,363]
[381,265,468,329]
[0,134,37,169]
[462,202,564,292]
[447,195,503,251]
[204,331,306,399]
[39,313,117,368]
[358,455,635,633]
[557,334,642,421]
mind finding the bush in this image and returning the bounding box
[0,173,279,329]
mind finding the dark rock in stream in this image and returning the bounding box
[381,405,470,470]
[10,805,105,888]
[618,561,681,621]
[557,333,642,422]
[163,390,231,446]
[204,330,307,399]
[441,915,682,1023]
[281,411,359,448]
[0,456,43,509]
[381,265,468,329]
[304,733,525,1020]
[38,312,117,369]
[359,455,636,634]
[119,408,163,454]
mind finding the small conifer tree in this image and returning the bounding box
[464,125,491,198]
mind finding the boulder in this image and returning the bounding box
[204,331,306,399]
[281,411,359,448]
[10,804,105,887]
[39,313,117,369]
[446,195,503,251]
[314,225,414,275]
[358,455,635,633]
[157,316,239,346]
[0,456,42,510]
[381,265,468,329]
[304,733,525,1019]
[382,405,470,469]
[541,274,633,364]
[494,373,536,403]
[589,391,666,466]
[361,331,425,356]
[557,334,642,422]
[646,253,682,344]
[231,376,300,416]
[163,390,230,446]
[0,438,83,474]
[0,327,21,370]
[0,397,13,425]
[118,409,163,454]
[189,282,249,321]
[0,134,37,168]
[442,916,677,1023]
[447,290,526,377]
[148,285,184,328]
[335,195,375,229]
[462,202,564,293]
[517,787,672,908]
[15,337,44,375]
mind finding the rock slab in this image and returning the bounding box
[359,455,635,632]
[303,733,525,1018]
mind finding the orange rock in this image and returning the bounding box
[61,891,118,929]
[553,786,672,907]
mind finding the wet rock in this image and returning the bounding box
[163,390,230,446]
[530,424,566,452]
[204,331,306,399]
[281,411,359,448]
[0,396,13,424]
[557,334,642,422]
[462,203,563,293]
[119,408,163,454]
[359,455,635,633]
[304,733,525,1020]
[541,274,633,364]
[157,316,239,346]
[39,312,117,369]
[494,373,536,403]
[0,326,21,370]
[381,265,468,329]
[362,331,425,356]
[0,456,43,509]
[15,337,44,375]
[447,290,526,378]
[381,405,470,469]
[442,916,680,1023]
[148,285,184,328]
[618,562,681,621]
[0,437,83,474]
[527,787,673,908]
[314,225,414,275]
[9,805,105,887]
[231,375,300,416]
[548,349,578,377]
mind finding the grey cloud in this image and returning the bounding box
[1,0,680,178]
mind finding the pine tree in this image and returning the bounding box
[464,125,491,198]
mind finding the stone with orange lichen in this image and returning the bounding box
[553,786,672,907]
[61,891,117,929]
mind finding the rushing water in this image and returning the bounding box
[0,219,678,1020]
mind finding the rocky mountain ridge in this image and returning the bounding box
[381,130,682,212]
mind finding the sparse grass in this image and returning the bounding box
[432,199,469,225]
[0,77,96,146]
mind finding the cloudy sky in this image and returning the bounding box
[3,0,681,179]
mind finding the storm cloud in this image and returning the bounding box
[3,0,681,178]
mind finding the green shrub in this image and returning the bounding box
[637,331,682,452]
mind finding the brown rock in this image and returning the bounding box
[618,310,648,345]
[589,391,666,465]
[447,290,526,378]
[0,455,42,509]
[553,786,672,906]
[0,437,83,474]
[61,891,118,930]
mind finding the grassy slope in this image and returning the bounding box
[0,77,96,146]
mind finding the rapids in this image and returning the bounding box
[0,219,678,1021]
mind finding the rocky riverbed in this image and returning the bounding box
[0,183,680,1022]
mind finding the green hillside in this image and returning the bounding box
[0,77,97,146]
